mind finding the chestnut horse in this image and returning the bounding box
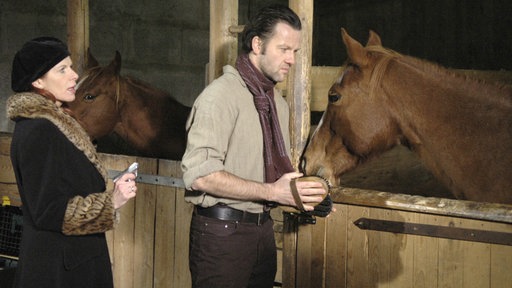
[303,29,512,204]
[67,51,191,160]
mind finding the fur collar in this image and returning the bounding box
[7,92,108,183]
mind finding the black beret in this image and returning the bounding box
[11,37,70,92]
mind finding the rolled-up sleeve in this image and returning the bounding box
[181,90,235,189]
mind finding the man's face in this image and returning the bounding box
[254,22,301,83]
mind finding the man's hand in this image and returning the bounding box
[270,172,327,211]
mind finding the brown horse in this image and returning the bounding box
[303,28,512,204]
[67,50,191,160]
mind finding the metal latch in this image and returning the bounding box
[354,217,512,245]
[108,169,185,188]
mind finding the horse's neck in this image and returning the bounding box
[384,57,510,143]
[114,77,188,146]
[115,78,167,138]
[381,57,512,198]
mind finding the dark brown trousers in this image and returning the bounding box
[189,212,277,288]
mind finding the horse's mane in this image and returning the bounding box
[123,76,182,103]
[367,45,512,107]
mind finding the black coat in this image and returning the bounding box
[8,93,115,288]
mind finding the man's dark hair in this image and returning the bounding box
[241,5,302,53]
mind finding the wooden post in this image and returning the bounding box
[282,1,314,288]
[287,0,313,169]
[67,0,89,75]
[208,0,239,84]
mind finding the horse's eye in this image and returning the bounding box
[328,88,341,103]
[347,62,359,72]
[329,94,340,103]
[83,94,96,102]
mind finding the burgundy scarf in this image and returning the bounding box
[236,53,294,183]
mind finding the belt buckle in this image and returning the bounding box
[257,213,262,226]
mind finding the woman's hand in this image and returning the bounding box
[112,173,137,209]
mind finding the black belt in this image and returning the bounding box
[195,204,270,226]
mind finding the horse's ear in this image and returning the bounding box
[341,28,368,66]
[105,51,122,76]
[86,48,100,69]
[366,30,382,47]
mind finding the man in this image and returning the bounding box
[181,5,328,287]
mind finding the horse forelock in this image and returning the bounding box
[368,54,395,99]
[76,66,103,91]
[73,66,124,124]
[75,73,89,90]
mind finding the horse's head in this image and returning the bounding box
[67,50,123,140]
[303,29,402,186]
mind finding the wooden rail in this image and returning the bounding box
[332,187,512,224]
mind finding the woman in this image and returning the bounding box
[7,37,137,288]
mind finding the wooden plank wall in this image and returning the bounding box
[285,192,512,288]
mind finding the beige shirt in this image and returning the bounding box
[181,65,291,213]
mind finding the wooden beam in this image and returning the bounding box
[67,0,89,75]
[208,0,238,84]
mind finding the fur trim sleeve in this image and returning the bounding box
[62,191,118,235]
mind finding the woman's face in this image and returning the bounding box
[32,56,78,106]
